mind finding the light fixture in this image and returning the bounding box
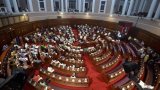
[86,12,89,15]
[131,82,134,86]
[23,13,26,16]
[127,85,130,88]
[134,38,137,41]
[60,12,63,15]
[122,87,126,90]
[110,14,113,17]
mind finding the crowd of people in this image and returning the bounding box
[0,24,159,90]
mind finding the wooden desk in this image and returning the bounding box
[50,61,87,77]
[0,45,12,76]
[28,79,53,90]
[40,69,90,87]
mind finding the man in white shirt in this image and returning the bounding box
[47,66,54,73]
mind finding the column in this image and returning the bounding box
[121,0,128,15]
[154,3,160,19]
[138,0,144,13]
[65,0,68,12]
[5,0,13,13]
[76,0,78,10]
[127,0,134,16]
[110,0,116,15]
[82,0,85,12]
[61,0,64,12]
[44,0,47,12]
[92,0,95,13]
[51,0,54,12]
[142,0,147,12]
[133,0,139,14]
[27,0,33,12]
[147,0,157,18]
[78,0,81,12]
[13,0,19,13]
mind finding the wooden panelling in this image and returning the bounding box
[129,27,160,53]
[8,17,14,24]
[1,18,8,26]
[0,19,2,27]
[14,16,20,23]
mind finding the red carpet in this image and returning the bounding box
[83,54,109,90]
[24,54,111,90]
[72,29,79,39]
[24,28,111,90]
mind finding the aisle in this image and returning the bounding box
[72,29,79,46]
[83,54,109,90]
[72,29,79,39]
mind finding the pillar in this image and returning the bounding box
[61,0,64,12]
[76,0,78,10]
[65,0,68,12]
[121,0,128,15]
[154,3,160,19]
[110,0,116,15]
[127,0,134,16]
[5,0,13,13]
[78,0,81,12]
[147,0,157,18]
[138,0,144,13]
[13,0,19,13]
[133,0,139,14]
[142,0,147,12]
[51,0,54,12]
[27,0,33,12]
[92,0,95,13]
[82,0,85,12]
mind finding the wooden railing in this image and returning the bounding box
[40,68,90,87]
[0,14,29,28]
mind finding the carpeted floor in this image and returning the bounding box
[24,28,111,90]
[72,29,109,90]
[72,29,79,46]
[72,29,79,39]
[83,54,109,90]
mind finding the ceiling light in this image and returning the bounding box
[86,13,89,15]
[60,12,63,15]
[23,13,26,16]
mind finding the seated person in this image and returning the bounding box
[70,73,76,78]
[19,57,28,62]
[39,80,46,86]
[2,44,8,51]
[47,66,54,73]
[25,37,29,42]
[25,43,29,49]
[44,77,51,85]
[32,75,42,83]
[123,60,154,90]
